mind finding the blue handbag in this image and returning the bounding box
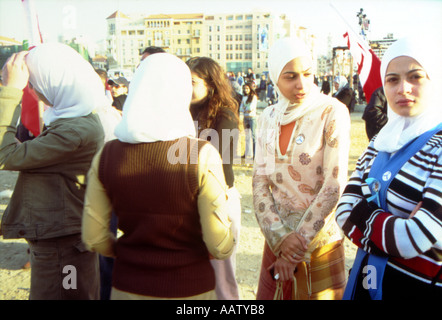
[343,123,442,300]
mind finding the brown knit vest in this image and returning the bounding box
[98,137,214,298]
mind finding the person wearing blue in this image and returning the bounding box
[336,36,442,300]
[236,72,244,87]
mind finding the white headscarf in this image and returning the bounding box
[374,36,442,153]
[114,53,195,143]
[267,37,331,129]
[334,76,348,92]
[26,42,108,125]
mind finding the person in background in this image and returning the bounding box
[95,68,113,105]
[362,86,388,141]
[186,56,241,300]
[335,36,442,300]
[247,68,256,82]
[258,74,267,102]
[240,82,258,160]
[320,76,330,95]
[0,43,105,299]
[332,75,356,113]
[94,68,122,299]
[108,76,129,112]
[140,46,165,61]
[266,80,277,105]
[82,52,234,300]
[236,71,244,87]
[253,37,350,300]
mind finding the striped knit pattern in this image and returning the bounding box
[98,137,215,298]
[336,131,442,287]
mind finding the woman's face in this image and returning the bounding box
[384,56,431,117]
[277,56,314,104]
[190,72,209,104]
[243,85,250,95]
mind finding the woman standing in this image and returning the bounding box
[82,53,234,300]
[186,56,241,300]
[0,43,105,299]
[332,76,356,113]
[336,36,442,300]
[253,37,351,300]
[240,82,258,160]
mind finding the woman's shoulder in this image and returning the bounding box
[216,106,238,129]
[321,94,349,114]
[309,95,351,126]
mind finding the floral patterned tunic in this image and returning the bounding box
[253,100,351,260]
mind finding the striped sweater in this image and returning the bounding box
[335,130,442,287]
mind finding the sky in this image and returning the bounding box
[1,0,441,55]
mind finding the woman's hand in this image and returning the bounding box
[1,51,29,90]
[279,232,308,264]
[268,256,298,282]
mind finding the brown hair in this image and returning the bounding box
[243,82,258,104]
[186,57,238,131]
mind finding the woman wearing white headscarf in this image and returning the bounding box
[333,75,355,112]
[81,53,234,300]
[335,36,442,299]
[0,43,105,299]
[253,37,351,300]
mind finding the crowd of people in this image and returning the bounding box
[0,34,440,300]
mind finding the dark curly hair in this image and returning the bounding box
[186,56,238,131]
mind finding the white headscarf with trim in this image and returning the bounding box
[114,53,195,143]
[374,36,442,153]
[26,42,108,126]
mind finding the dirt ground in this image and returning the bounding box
[0,109,364,300]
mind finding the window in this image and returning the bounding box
[109,23,115,35]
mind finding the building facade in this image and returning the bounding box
[105,10,315,76]
[369,33,396,60]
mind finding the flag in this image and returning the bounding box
[20,0,43,137]
[343,30,382,104]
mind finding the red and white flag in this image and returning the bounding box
[20,0,43,137]
[343,30,382,103]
